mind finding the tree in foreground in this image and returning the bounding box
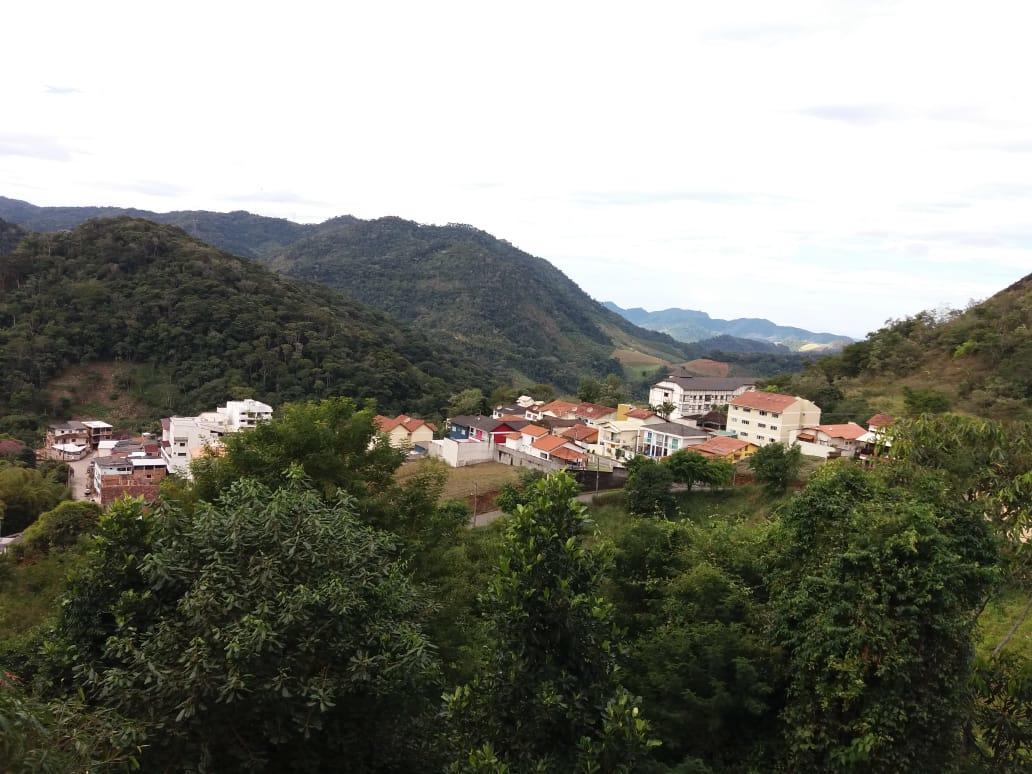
[768,463,997,772]
[746,442,801,494]
[665,450,733,491]
[625,458,675,517]
[444,473,657,771]
[55,471,440,772]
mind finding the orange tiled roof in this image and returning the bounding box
[813,422,867,440]
[533,435,572,452]
[538,400,580,416]
[505,432,522,440]
[573,402,617,419]
[626,408,655,419]
[694,436,752,455]
[522,424,549,437]
[561,424,599,443]
[867,413,894,428]
[730,391,799,411]
[551,447,587,463]
[375,414,434,434]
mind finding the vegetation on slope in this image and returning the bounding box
[0,218,26,255]
[0,218,491,425]
[766,272,1032,421]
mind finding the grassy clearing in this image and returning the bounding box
[977,587,1032,662]
[0,544,85,652]
[397,459,523,503]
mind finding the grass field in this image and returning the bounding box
[977,587,1032,661]
[396,459,523,510]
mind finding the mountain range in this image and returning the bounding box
[604,301,854,352]
[0,197,802,392]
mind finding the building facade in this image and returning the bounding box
[636,421,709,459]
[92,455,168,505]
[648,376,756,419]
[161,399,274,478]
[727,391,821,447]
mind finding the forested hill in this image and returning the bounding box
[0,217,26,255]
[0,218,491,420]
[260,217,698,387]
[605,301,853,352]
[785,271,1032,421]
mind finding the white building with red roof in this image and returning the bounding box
[727,391,821,447]
[373,414,437,450]
[791,422,868,458]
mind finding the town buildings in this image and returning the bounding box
[648,375,756,419]
[692,435,759,463]
[791,422,868,458]
[92,454,168,506]
[727,391,821,447]
[636,421,709,459]
[373,414,436,450]
[161,399,273,478]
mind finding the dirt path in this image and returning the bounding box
[65,450,98,503]
[469,489,622,528]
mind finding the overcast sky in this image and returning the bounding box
[3,1,1031,338]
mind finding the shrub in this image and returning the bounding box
[11,501,101,559]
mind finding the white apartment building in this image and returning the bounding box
[636,421,709,459]
[648,375,756,419]
[727,391,821,447]
[161,399,273,477]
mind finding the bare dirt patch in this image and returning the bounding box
[679,358,731,376]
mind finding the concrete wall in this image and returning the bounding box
[428,438,496,467]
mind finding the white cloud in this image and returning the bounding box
[0,0,1029,336]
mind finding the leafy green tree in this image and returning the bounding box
[10,500,100,559]
[444,473,657,771]
[746,442,801,494]
[494,468,545,513]
[654,401,676,420]
[665,450,732,491]
[768,463,997,772]
[448,388,489,417]
[625,458,675,517]
[0,463,68,534]
[903,386,952,415]
[578,376,603,403]
[65,472,441,772]
[969,653,1032,770]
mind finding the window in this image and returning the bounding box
[758,423,766,428]
[740,432,749,438]
[743,407,752,413]
[757,435,765,441]
[771,413,780,418]
[759,410,767,416]
[671,439,680,450]
[770,425,778,431]
[741,420,750,425]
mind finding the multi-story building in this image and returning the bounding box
[81,420,114,447]
[92,455,168,505]
[161,399,273,478]
[636,421,709,459]
[648,375,756,419]
[727,391,821,447]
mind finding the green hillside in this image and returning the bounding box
[0,218,491,424]
[0,218,25,255]
[769,272,1032,421]
[259,217,695,389]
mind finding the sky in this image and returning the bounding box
[2,1,1031,338]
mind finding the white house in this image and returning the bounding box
[636,421,709,459]
[161,399,273,478]
[727,391,821,447]
[648,375,756,419]
[791,422,868,458]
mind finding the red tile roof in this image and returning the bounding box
[551,447,587,463]
[521,424,549,438]
[730,391,799,412]
[533,435,573,452]
[538,400,579,417]
[375,414,435,434]
[560,424,599,443]
[505,432,522,441]
[813,422,867,441]
[573,402,617,420]
[867,413,894,428]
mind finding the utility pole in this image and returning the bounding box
[595,454,600,494]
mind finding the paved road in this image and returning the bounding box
[470,489,622,528]
[65,450,98,503]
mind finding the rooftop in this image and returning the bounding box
[521,424,549,437]
[867,413,895,428]
[730,391,801,412]
[694,435,753,455]
[658,375,757,391]
[533,435,573,452]
[642,421,709,438]
[572,402,617,419]
[812,422,868,441]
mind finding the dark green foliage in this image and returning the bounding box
[616,518,782,770]
[62,476,441,772]
[746,442,801,494]
[969,653,1032,770]
[0,463,69,534]
[448,388,488,417]
[903,385,952,414]
[10,501,100,559]
[263,217,691,390]
[0,218,26,255]
[625,458,676,517]
[0,217,491,421]
[665,450,733,491]
[494,468,546,514]
[0,675,141,773]
[444,473,657,771]
[768,463,997,772]
[578,374,627,406]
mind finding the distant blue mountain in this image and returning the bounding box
[604,302,853,352]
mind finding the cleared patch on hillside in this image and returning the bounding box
[611,348,668,366]
[679,358,731,377]
[46,361,178,428]
[396,459,523,514]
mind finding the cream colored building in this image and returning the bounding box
[649,375,756,419]
[727,391,821,447]
[373,415,436,449]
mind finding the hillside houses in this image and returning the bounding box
[727,391,821,447]
[791,422,868,458]
[649,374,756,419]
[161,399,273,478]
[374,414,436,450]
